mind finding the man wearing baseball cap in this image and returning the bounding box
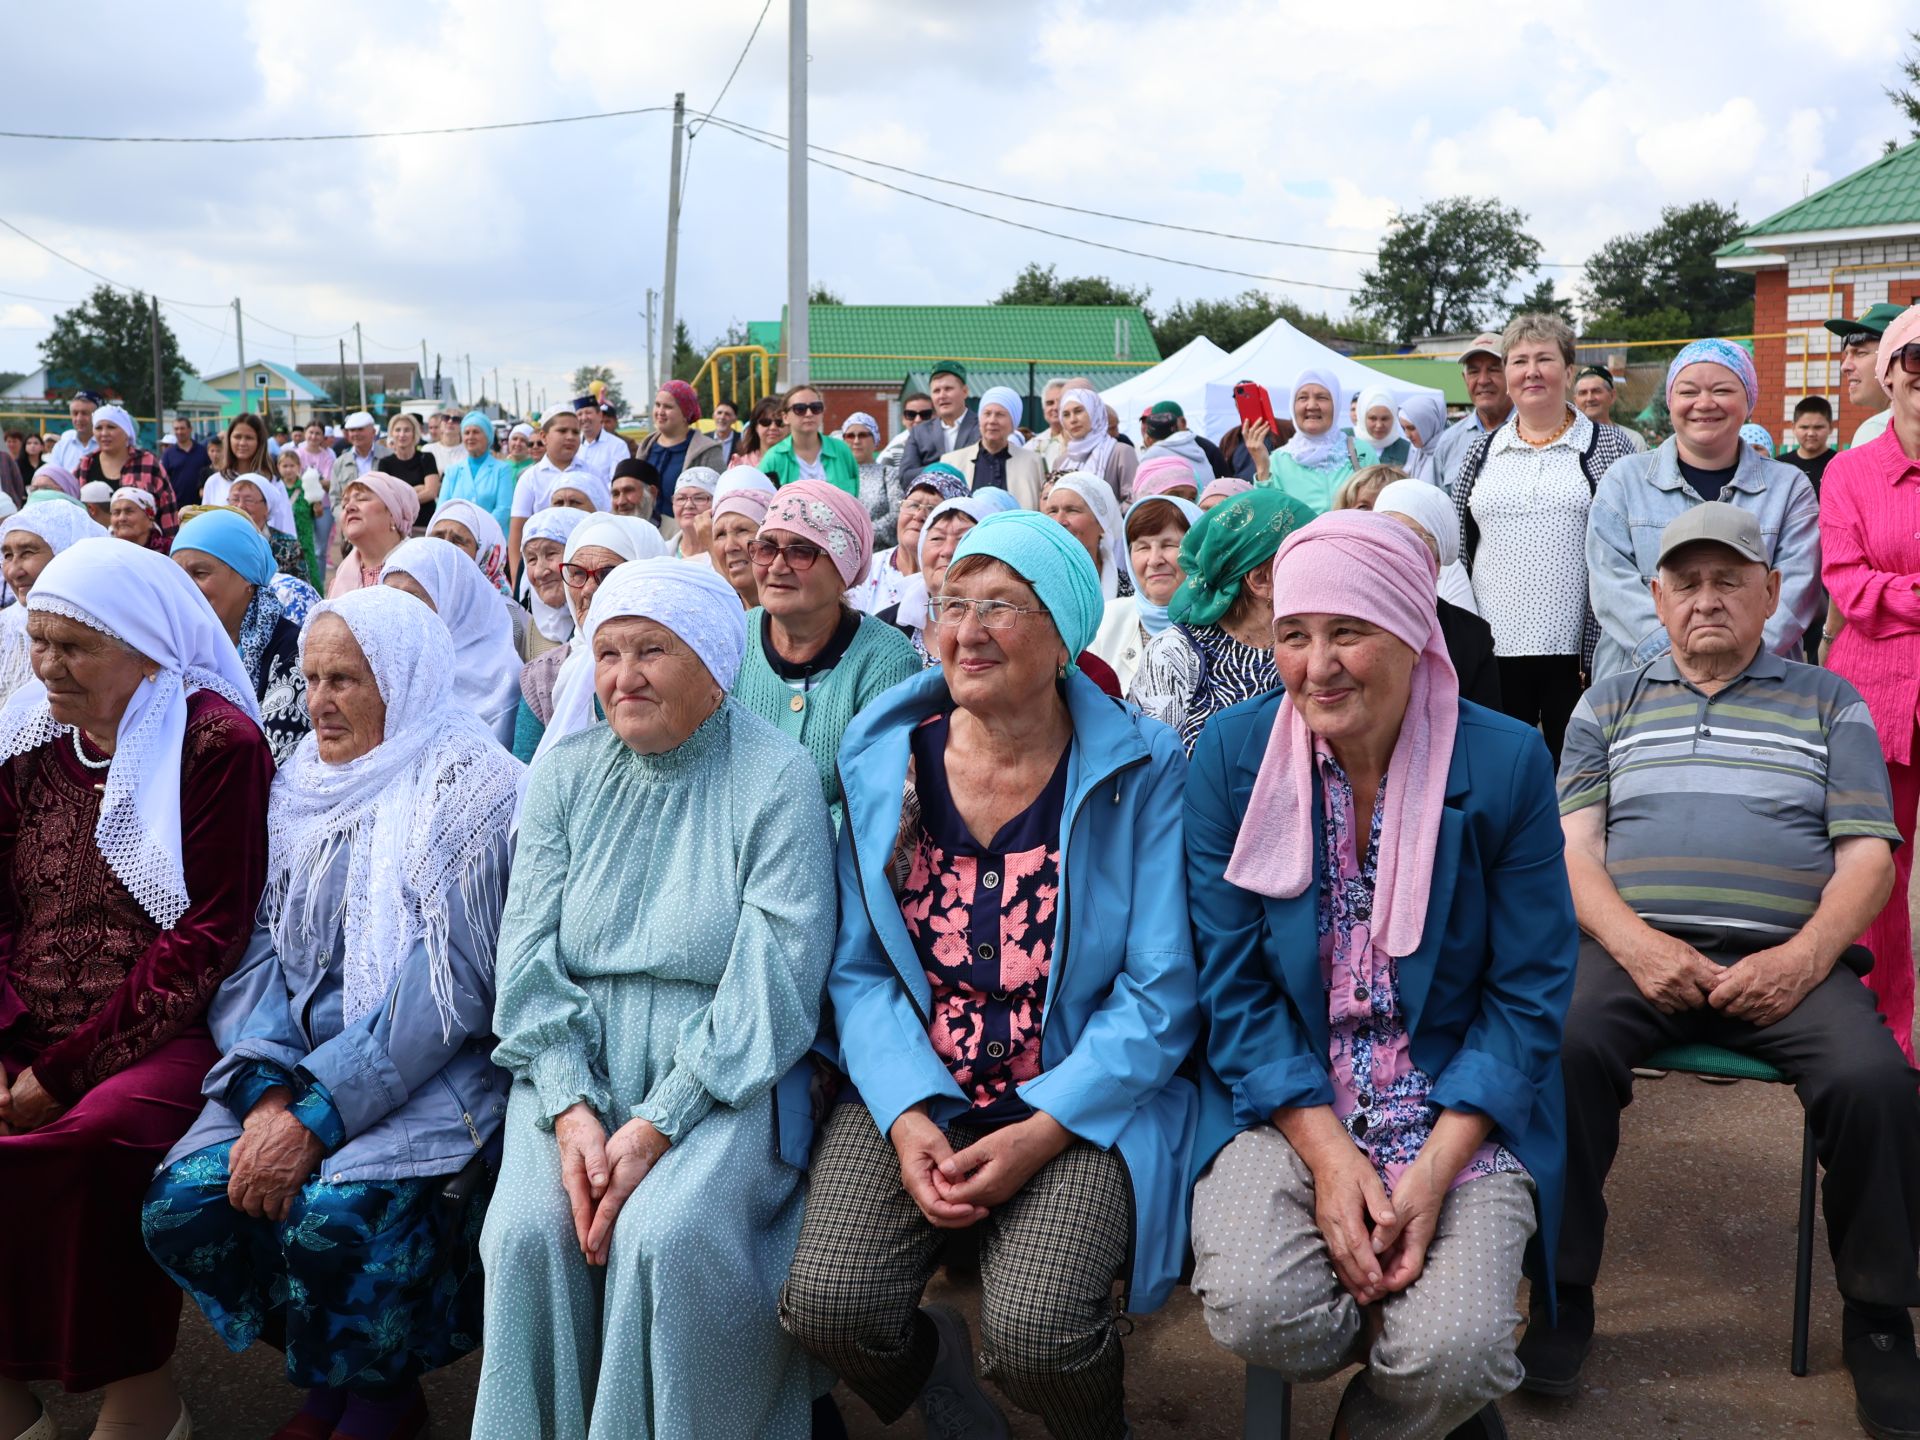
[898,360,978,486]
[1826,301,1908,450]
[1430,333,1514,490]
[1139,399,1223,480]
[1528,502,1918,1435]
[48,389,103,473]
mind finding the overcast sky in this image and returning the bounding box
[1,0,1913,412]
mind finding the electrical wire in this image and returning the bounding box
[0,107,675,145]
[691,0,772,141]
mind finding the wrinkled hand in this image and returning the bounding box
[228,1091,325,1220]
[1710,942,1823,1027]
[1616,928,1720,1013]
[584,1118,671,1266]
[937,1111,1072,1212]
[0,1067,63,1134]
[1367,1159,1446,1295]
[554,1103,610,1259]
[890,1107,986,1229]
[1308,1143,1397,1304]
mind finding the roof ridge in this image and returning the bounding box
[1737,138,1920,239]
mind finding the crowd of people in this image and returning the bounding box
[0,307,1914,1440]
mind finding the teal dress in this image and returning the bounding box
[1266,441,1359,516]
[475,702,836,1440]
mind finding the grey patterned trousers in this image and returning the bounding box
[780,1102,1133,1440]
[1191,1126,1535,1440]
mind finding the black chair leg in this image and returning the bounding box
[1244,1364,1292,1439]
[1792,1113,1817,1378]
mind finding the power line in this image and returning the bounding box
[692,0,772,140]
[0,106,676,145]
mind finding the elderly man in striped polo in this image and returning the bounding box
[1518,502,1920,1434]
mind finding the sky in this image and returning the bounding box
[1,0,1914,415]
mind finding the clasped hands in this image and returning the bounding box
[1619,927,1821,1026]
[227,1087,327,1220]
[0,1066,62,1135]
[555,1102,671,1267]
[1307,1141,1450,1308]
[888,1105,1072,1228]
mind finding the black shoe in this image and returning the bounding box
[1444,1403,1509,1439]
[1515,1288,1594,1397]
[1845,1307,1920,1440]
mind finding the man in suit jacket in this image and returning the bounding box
[897,360,978,485]
[941,385,1044,509]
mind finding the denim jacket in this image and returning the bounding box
[1586,438,1821,680]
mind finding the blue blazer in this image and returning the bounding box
[1185,691,1577,1285]
[824,667,1200,1311]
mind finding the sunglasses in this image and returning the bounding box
[749,537,826,571]
[903,407,934,422]
[561,562,621,589]
[1892,342,1920,376]
[787,400,826,416]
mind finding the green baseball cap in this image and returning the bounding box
[930,359,968,384]
[1148,400,1184,419]
[1824,302,1907,339]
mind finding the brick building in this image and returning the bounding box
[1717,140,1920,445]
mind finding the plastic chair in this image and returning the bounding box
[1243,1364,1292,1439]
[1638,1040,1818,1376]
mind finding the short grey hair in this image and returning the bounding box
[1501,312,1576,366]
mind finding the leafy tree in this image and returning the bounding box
[809,284,844,305]
[1580,201,1752,339]
[995,263,1150,310]
[0,371,22,393]
[1888,30,1920,151]
[1151,289,1385,354]
[1354,197,1542,342]
[571,363,626,417]
[1509,277,1575,326]
[39,285,184,417]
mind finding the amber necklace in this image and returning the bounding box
[1517,409,1575,448]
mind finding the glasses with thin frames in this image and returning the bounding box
[929,596,1051,630]
[748,538,825,571]
[562,562,621,589]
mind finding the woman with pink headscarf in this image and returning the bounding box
[326,471,420,596]
[1186,511,1577,1440]
[729,479,920,830]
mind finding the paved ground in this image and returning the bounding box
[39,929,1911,1439]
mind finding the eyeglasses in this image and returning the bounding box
[561,562,621,589]
[1892,342,1920,376]
[929,597,1050,630]
[748,537,825,571]
[787,400,825,416]
[903,407,934,422]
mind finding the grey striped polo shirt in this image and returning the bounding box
[1557,649,1900,937]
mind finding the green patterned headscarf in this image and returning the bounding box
[1168,488,1314,627]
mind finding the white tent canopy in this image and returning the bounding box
[1096,336,1229,433]
[1172,317,1446,443]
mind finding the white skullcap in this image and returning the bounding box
[79,481,114,503]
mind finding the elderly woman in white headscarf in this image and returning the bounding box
[1355,385,1411,467]
[0,501,106,703]
[109,485,160,548]
[381,537,524,746]
[475,559,837,1440]
[517,505,591,669]
[144,585,523,1440]
[520,514,668,764]
[206,469,307,584]
[0,539,272,1440]
[1053,386,1138,501]
[670,465,722,563]
[1373,478,1502,711]
[880,493,984,665]
[1256,368,1360,515]
[1044,470,1132,600]
[1396,392,1452,486]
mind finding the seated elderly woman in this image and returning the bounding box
[109,485,160,548]
[1186,512,1576,1440]
[0,539,272,1440]
[516,505,590,671]
[1132,450,1203,504]
[328,472,420,597]
[518,514,667,764]
[0,502,106,703]
[546,470,612,514]
[668,464,720,562]
[730,479,920,830]
[170,509,313,764]
[430,497,511,593]
[475,559,837,1439]
[710,475,773,609]
[1133,488,1314,755]
[28,463,82,501]
[877,493,982,664]
[144,585,522,1440]
[381,537,523,746]
[1042,471,1131,600]
[849,465,969,616]
[205,469,306,585]
[1089,492,1202,694]
[781,511,1198,1437]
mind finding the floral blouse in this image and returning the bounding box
[899,713,1068,1122]
[1316,742,1523,1193]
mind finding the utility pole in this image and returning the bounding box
[787,0,810,386]
[338,338,347,419]
[233,299,249,417]
[465,354,474,408]
[354,323,367,410]
[493,368,500,413]
[660,93,685,391]
[513,379,521,417]
[149,296,166,444]
[645,290,658,396]
[421,338,429,387]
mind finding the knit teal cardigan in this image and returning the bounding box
[730,606,922,830]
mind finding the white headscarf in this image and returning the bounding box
[0,538,260,928]
[896,496,986,636]
[1373,479,1478,615]
[379,538,523,745]
[91,405,137,448]
[1355,386,1408,458]
[430,499,509,589]
[1049,471,1131,601]
[713,468,777,505]
[1394,393,1451,485]
[1061,386,1118,477]
[545,470,613,512]
[111,486,156,514]
[521,506,591,642]
[205,472,298,536]
[267,587,523,1035]
[531,516,672,767]
[0,505,111,703]
[1284,368,1350,469]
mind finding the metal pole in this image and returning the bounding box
[354,323,367,410]
[786,0,809,387]
[149,296,166,446]
[234,299,249,417]
[660,94,685,388]
[645,290,658,397]
[466,355,474,408]
[513,379,520,417]
[338,338,347,418]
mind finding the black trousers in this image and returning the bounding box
[1545,934,1920,1310]
[1493,654,1583,765]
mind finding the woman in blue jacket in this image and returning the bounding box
[1185,512,1577,1440]
[782,512,1199,1440]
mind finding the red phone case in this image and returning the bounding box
[1232,380,1277,435]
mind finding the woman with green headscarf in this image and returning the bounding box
[1132,488,1314,755]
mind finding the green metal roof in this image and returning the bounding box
[1722,139,1920,249]
[898,368,1157,429]
[1346,357,1469,407]
[770,304,1161,385]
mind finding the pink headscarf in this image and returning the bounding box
[659,379,703,424]
[1133,452,1202,499]
[345,470,421,537]
[713,488,773,528]
[1200,476,1253,507]
[1877,305,1920,389]
[1225,512,1458,958]
[760,479,874,588]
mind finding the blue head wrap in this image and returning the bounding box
[950,511,1103,664]
[968,486,1022,516]
[1739,423,1774,453]
[462,410,494,446]
[910,463,971,502]
[1666,339,1758,417]
[170,507,275,588]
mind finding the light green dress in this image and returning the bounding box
[475,701,836,1440]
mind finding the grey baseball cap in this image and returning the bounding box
[1656,502,1768,569]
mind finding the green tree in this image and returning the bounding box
[1580,200,1752,339]
[39,285,184,417]
[1888,29,1920,150]
[1151,289,1385,354]
[1355,197,1542,342]
[1509,277,1575,326]
[570,363,626,417]
[809,284,844,304]
[994,263,1151,309]
[670,320,702,384]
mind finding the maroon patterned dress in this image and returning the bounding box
[0,691,271,1389]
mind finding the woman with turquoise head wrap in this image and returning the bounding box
[438,409,517,535]
[784,507,1201,1437]
[170,508,312,763]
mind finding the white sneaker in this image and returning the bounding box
[12,1403,56,1440]
[916,1305,1008,1440]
